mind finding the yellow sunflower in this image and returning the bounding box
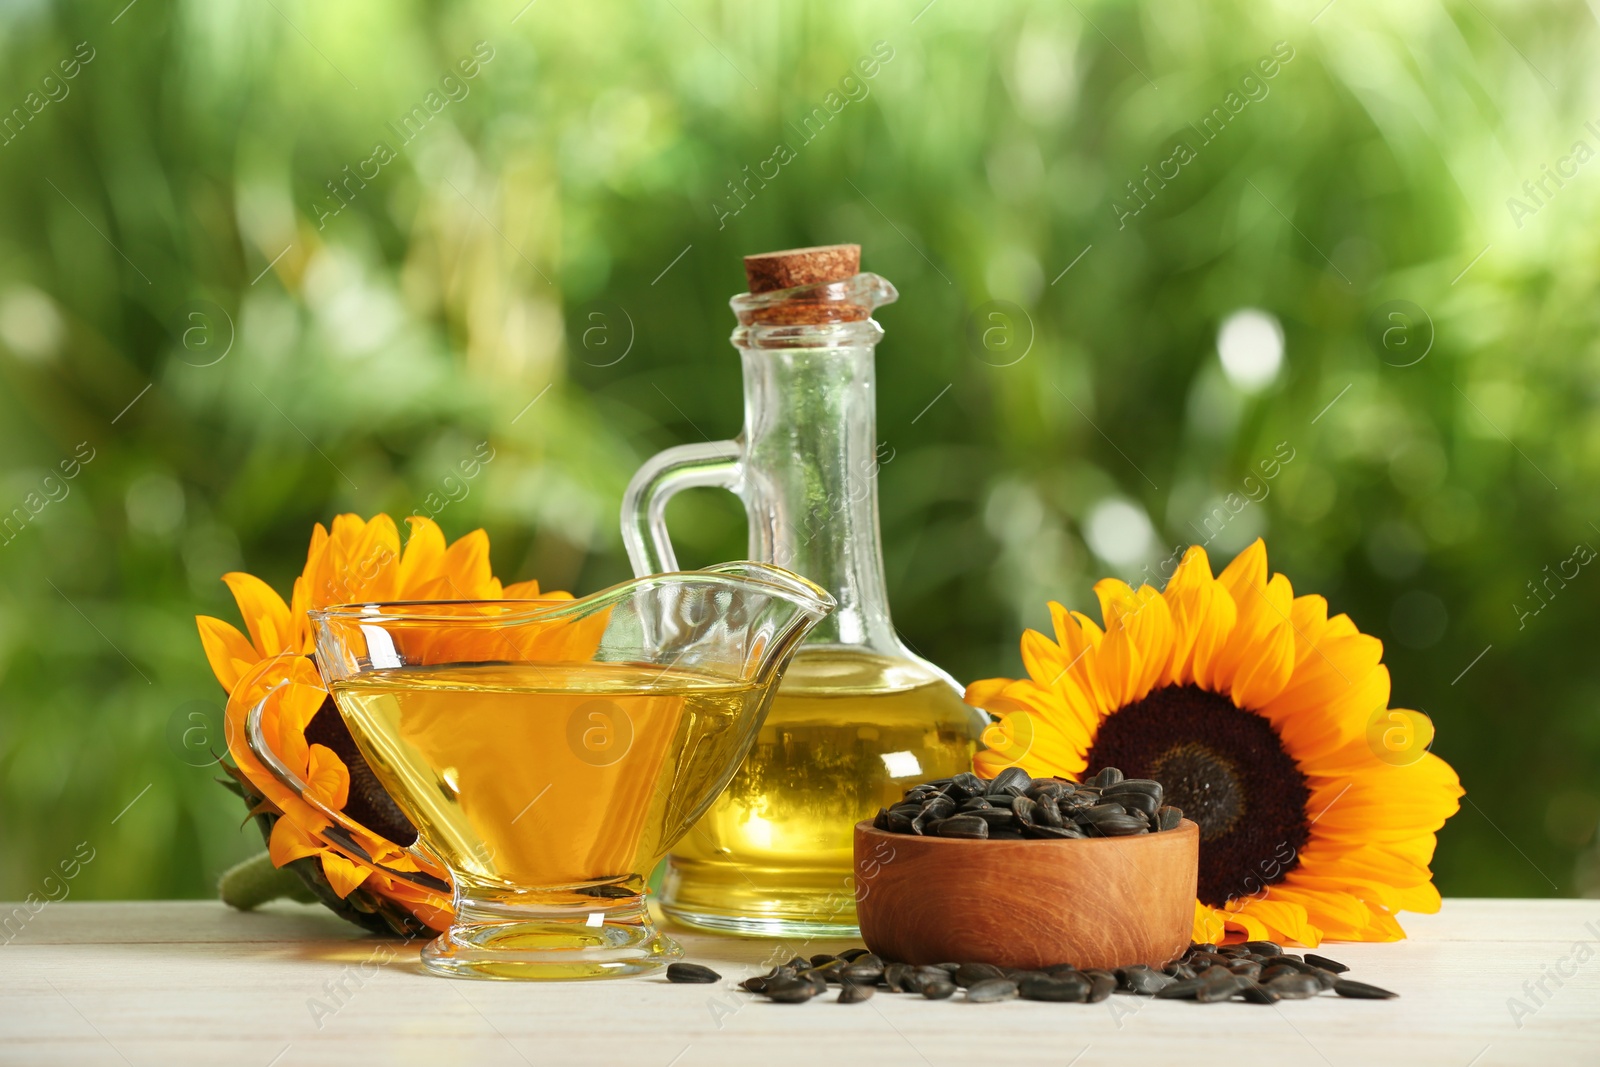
[970,539,1463,947]
[196,513,570,934]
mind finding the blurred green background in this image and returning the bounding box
[1,0,1595,905]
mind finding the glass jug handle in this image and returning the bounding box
[621,440,744,576]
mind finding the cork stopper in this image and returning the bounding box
[743,244,860,294]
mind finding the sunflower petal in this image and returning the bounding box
[268,815,324,868]
[1020,629,1100,736]
[1211,563,1297,707]
[1228,896,1323,947]
[319,850,372,898]
[1094,580,1174,704]
[398,517,448,598]
[305,743,351,810]
[221,572,294,659]
[965,676,1027,714]
[195,616,260,693]
[441,528,495,598]
[1046,604,1111,715]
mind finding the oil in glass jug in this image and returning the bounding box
[621,244,985,936]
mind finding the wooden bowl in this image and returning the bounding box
[853,819,1198,971]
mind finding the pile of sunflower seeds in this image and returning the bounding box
[684,942,1396,1005]
[871,766,1182,840]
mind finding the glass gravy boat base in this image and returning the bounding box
[423,897,683,980]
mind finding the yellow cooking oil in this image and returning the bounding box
[328,662,767,898]
[660,648,982,935]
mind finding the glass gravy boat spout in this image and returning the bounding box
[245,562,832,981]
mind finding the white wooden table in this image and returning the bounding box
[3,899,1597,1066]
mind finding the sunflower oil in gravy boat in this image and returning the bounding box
[249,562,833,979]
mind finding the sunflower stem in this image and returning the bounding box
[219,851,316,910]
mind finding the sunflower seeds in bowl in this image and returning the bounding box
[871,767,1182,840]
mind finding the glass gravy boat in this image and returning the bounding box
[248,562,832,980]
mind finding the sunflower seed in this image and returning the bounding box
[1091,767,1125,788]
[954,962,1006,987]
[797,968,829,992]
[1120,968,1175,995]
[1088,813,1148,836]
[842,954,884,981]
[1032,795,1065,827]
[1085,971,1117,1002]
[1103,778,1163,798]
[1264,973,1322,999]
[1241,940,1283,955]
[1113,791,1159,819]
[838,981,876,1003]
[1019,974,1089,1002]
[1083,801,1127,820]
[666,962,720,983]
[837,948,870,962]
[965,978,1019,1003]
[883,963,912,992]
[1237,979,1281,1004]
[1305,953,1349,973]
[1196,975,1246,1002]
[989,766,1033,796]
[1334,979,1399,999]
[922,795,956,818]
[958,797,993,812]
[935,814,990,839]
[1157,806,1184,831]
[948,772,986,798]
[967,807,1013,829]
[766,977,818,1003]
[1154,977,1210,1000]
[921,979,958,1000]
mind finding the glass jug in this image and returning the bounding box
[622,250,986,936]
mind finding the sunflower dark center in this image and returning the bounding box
[1148,742,1245,840]
[305,696,419,847]
[1084,684,1310,907]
